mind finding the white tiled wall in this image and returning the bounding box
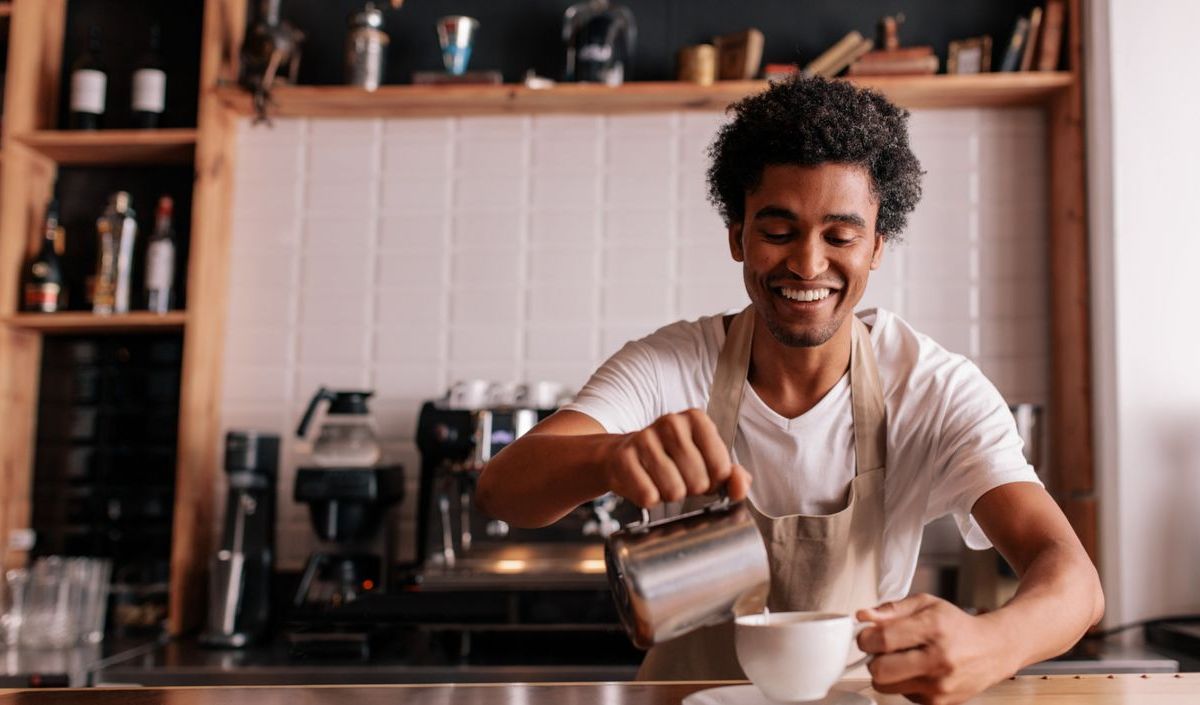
[222,108,1049,569]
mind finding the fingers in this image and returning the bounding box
[656,412,713,496]
[683,409,734,490]
[726,463,752,500]
[858,593,941,623]
[868,647,933,686]
[638,429,688,503]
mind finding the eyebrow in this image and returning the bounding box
[752,206,867,228]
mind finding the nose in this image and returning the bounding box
[786,236,829,280]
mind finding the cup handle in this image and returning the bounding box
[843,620,874,675]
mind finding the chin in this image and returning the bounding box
[763,317,842,348]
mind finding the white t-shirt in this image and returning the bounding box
[562,308,1041,602]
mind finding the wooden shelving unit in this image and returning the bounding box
[217,72,1076,119]
[14,129,198,165]
[4,311,187,333]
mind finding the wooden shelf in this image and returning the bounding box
[14,129,197,165]
[217,73,1075,118]
[4,311,187,333]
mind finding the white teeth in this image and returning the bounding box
[780,287,831,303]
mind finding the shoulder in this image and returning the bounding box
[626,313,726,369]
[860,308,985,403]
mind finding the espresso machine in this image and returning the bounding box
[201,431,278,648]
[414,382,633,590]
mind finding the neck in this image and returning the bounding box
[747,314,853,419]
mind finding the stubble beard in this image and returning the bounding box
[763,314,843,348]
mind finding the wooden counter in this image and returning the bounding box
[1,674,1198,704]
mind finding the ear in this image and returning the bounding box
[869,234,885,270]
[728,222,745,262]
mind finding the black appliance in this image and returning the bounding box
[200,430,279,648]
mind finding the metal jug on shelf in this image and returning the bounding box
[296,387,381,468]
[605,496,769,649]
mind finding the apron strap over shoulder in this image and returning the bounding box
[707,306,755,448]
[849,317,887,472]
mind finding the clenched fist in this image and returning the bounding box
[602,408,752,508]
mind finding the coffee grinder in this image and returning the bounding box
[200,430,279,648]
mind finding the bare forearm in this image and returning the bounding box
[476,432,618,528]
[986,541,1105,670]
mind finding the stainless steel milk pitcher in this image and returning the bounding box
[605,498,769,649]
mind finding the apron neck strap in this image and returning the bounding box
[705,308,887,474]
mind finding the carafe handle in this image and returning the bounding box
[296,387,334,439]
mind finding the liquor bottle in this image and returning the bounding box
[22,199,64,313]
[131,25,166,129]
[69,26,107,130]
[144,196,176,313]
[93,192,137,314]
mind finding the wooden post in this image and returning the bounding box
[167,0,247,635]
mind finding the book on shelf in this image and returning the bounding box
[847,53,938,76]
[764,63,800,82]
[999,15,1031,72]
[1020,6,1043,71]
[855,45,934,64]
[1037,0,1066,71]
[803,31,873,78]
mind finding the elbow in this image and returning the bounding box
[474,465,503,520]
[1089,569,1106,627]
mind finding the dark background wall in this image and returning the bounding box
[271,0,1045,85]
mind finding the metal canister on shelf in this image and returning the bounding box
[345,2,389,91]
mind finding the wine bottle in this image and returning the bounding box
[131,25,166,129]
[69,26,107,130]
[23,199,64,313]
[144,196,176,313]
[94,191,137,314]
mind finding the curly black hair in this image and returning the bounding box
[706,75,923,240]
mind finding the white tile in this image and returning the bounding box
[375,322,445,362]
[309,118,379,141]
[978,204,1045,242]
[302,252,371,289]
[231,181,300,221]
[299,325,369,365]
[532,114,602,136]
[303,215,372,253]
[907,109,979,138]
[530,210,598,246]
[376,287,446,325]
[222,363,290,402]
[235,144,303,185]
[605,170,674,207]
[526,325,595,362]
[458,115,528,139]
[308,140,377,181]
[678,170,711,209]
[453,211,523,249]
[681,112,727,134]
[531,172,599,208]
[378,251,448,289]
[381,139,452,176]
[603,281,671,324]
[228,282,294,326]
[679,245,740,281]
[600,325,660,359]
[607,113,677,135]
[379,213,450,252]
[297,364,371,395]
[456,137,527,172]
[604,246,671,281]
[919,166,976,207]
[679,208,726,240]
[677,279,748,320]
[452,249,523,287]
[379,176,451,213]
[374,362,446,398]
[523,361,595,396]
[979,278,1047,318]
[374,401,423,442]
[449,324,519,362]
[383,117,452,138]
[527,285,598,324]
[679,129,717,169]
[605,209,673,245]
[904,283,976,321]
[224,325,293,365]
[979,317,1049,358]
[230,215,300,253]
[446,359,520,384]
[219,403,288,438]
[304,179,373,215]
[904,229,975,285]
[455,174,526,210]
[607,136,674,172]
[450,287,521,325]
[299,287,371,326]
[979,236,1047,281]
[975,356,1048,404]
[236,116,305,146]
[532,138,600,171]
[529,246,598,284]
[229,250,297,292]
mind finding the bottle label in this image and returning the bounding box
[145,240,175,290]
[132,69,166,113]
[70,69,107,114]
[24,283,61,312]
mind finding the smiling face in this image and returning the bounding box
[729,163,885,348]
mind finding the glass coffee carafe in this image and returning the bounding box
[296,387,381,467]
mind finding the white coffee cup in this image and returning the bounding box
[735,611,870,703]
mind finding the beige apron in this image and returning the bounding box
[637,306,887,681]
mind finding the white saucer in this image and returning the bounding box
[682,684,874,705]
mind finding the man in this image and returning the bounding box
[477,76,1103,705]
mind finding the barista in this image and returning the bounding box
[477,76,1103,705]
